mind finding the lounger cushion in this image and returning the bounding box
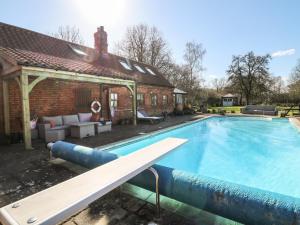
[78,113,92,122]
[137,111,145,118]
[63,115,79,125]
[43,116,63,126]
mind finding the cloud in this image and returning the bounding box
[271,48,296,58]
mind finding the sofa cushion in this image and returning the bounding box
[78,113,92,122]
[43,116,63,126]
[62,115,79,125]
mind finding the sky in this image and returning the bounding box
[1,0,300,86]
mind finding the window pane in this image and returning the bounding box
[145,67,156,75]
[110,93,118,107]
[163,95,168,105]
[134,64,145,73]
[119,61,132,70]
[137,93,144,107]
[151,94,157,106]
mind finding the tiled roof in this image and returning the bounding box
[0,47,132,80]
[0,22,173,87]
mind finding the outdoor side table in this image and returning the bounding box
[95,122,112,134]
[70,123,95,138]
[45,129,65,142]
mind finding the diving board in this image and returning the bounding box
[0,137,187,225]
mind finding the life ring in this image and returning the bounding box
[91,100,101,113]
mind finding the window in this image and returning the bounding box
[176,94,183,104]
[134,64,145,73]
[145,67,156,75]
[151,94,158,107]
[110,93,118,108]
[162,95,168,106]
[75,88,91,111]
[69,44,87,56]
[119,60,132,70]
[137,93,145,107]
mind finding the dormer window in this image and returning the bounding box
[69,44,87,56]
[119,60,132,70]
[134,64,145,73]
[145,67,156,75]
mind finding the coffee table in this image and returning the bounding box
[70,123,96,138]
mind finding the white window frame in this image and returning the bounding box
[162,95,168,106]
[137,93,145,106]
[151,94,158,106]
[110,93,118,108]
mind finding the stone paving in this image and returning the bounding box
[0,114,238,225]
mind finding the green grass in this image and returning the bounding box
[208,106,242,113]
[208,106,299,116]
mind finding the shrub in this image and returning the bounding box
[212,109,216,113]
[207,109,211,113]
[231,110,235,113]
[219,110,226,115]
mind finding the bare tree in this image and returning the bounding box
[288,59,300,103]
[115,24,171,72]
[227,51,272,105]
[183,41,206,84]
[212,78,226,93]
[51,25,84,45]
[182,41,206,104]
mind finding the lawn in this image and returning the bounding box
[208,106,242,113]
[208,106,299,116]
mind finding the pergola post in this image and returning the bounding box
[131,83,137,125]
[3,80,10,135]
[20,74,32,149]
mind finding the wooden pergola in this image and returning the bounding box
[2,66,137,150]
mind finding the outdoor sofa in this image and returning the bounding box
[240,105,278,116]
[137,110,164,124]
[38,113,111,142]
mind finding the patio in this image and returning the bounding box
[0,114,240,225]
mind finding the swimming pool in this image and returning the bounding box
[110,116,300,199]
[51,116,300,224]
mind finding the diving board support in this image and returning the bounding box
[148,167,160,217]
[0,137,187,225]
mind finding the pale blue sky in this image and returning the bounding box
[1,0,299,85]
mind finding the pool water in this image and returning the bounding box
[109,116,300,198]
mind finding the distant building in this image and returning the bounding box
[221,94,238,106]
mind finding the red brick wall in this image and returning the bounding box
[7,78,102,132]
[137,85,174,115]
[0,77,174,134]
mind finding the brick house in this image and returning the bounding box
[0,23,174,149]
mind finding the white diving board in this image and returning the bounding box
[0,137,187,225]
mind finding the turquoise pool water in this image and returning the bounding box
[109,116,300,199]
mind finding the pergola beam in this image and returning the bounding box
[22,67,135,87]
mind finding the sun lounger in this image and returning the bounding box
[0,138,187,225]
[137,110,164,124]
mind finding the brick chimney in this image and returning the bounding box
[94,26,108,55]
